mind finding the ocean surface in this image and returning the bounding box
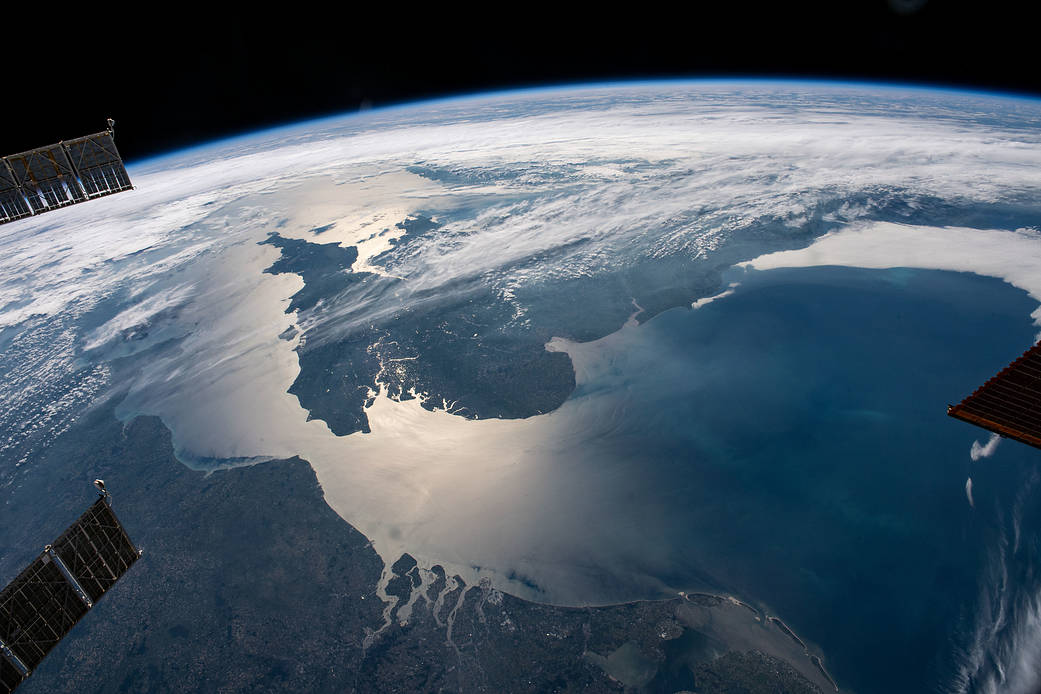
[555,265,1039,693]
[99,223,1041,692]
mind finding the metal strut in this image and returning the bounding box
[43,546,93,609]
[0,638,29,677]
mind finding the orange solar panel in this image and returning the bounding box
[948,341,1041,451]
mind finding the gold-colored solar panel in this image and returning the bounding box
[948,341,1041,451]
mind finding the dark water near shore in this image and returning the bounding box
[572,265,1039,693]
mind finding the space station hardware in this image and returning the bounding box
[0,119,133,225]
[948,340,1041,451]
[0,482,141,692]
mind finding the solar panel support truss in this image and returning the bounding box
[948,340,1041,451]
[0,120,132,225]
[0,487,141,692]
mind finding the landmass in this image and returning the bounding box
[261,226,576,436]
[0,405,834,693]
[0,205,862,691]
[256,186,886,442]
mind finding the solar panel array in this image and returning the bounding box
[0,658,21,693]
[0,497,140,692]
[0,164,31,223]
[50,499,141,603]
[948,341,1041,451]
[62,132,133,200]
[0,124,132,225]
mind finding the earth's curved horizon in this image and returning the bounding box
[3,79,1041,693]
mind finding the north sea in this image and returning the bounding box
[546,264,1039,693]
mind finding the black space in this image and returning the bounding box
[4,1,1038,161]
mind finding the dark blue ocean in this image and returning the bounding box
[571,265,1040,693]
